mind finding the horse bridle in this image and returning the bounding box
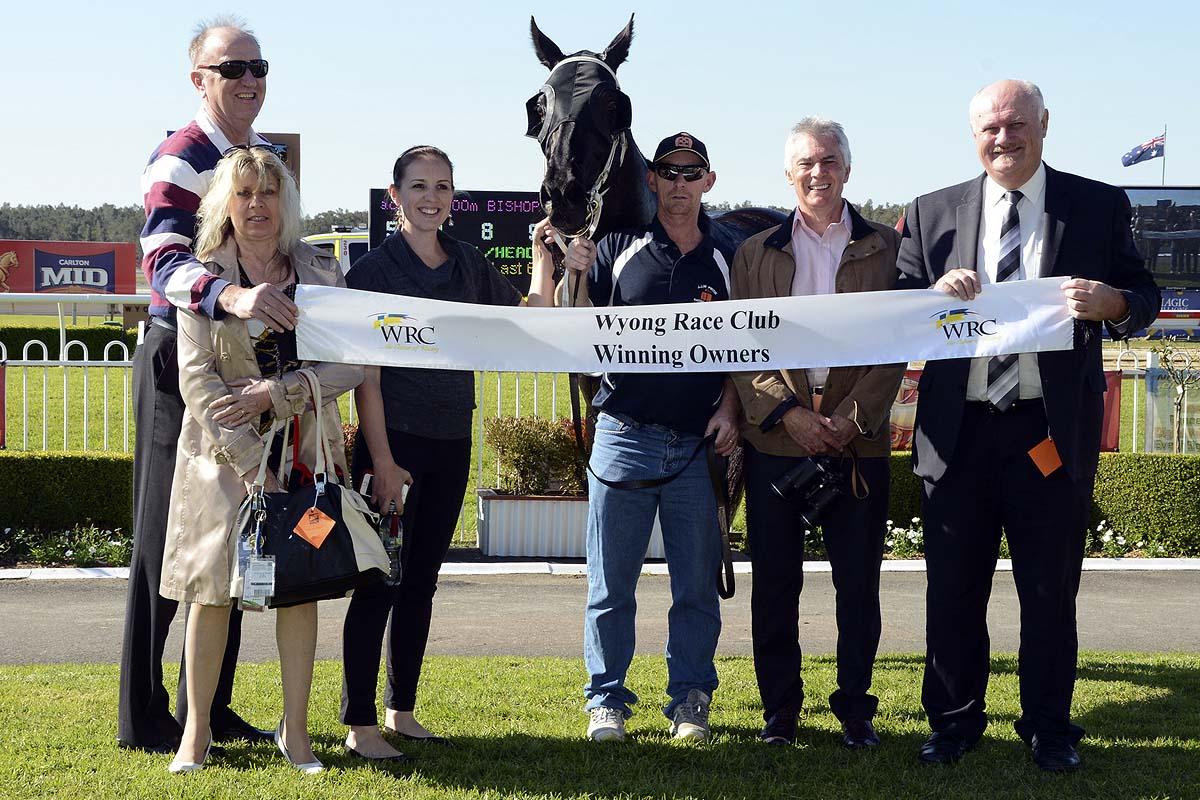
[535,55,629,248]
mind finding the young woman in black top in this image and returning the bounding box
[340,146,555,760]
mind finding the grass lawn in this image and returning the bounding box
[0,653,1196,799]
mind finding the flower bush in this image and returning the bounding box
[1,525,131,568]
[885,517,924,558]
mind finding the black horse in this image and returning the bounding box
[525,15,786,255]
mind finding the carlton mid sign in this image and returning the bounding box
[0,240,137,294]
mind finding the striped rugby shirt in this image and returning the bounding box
[138,106,269,321]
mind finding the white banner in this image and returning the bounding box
[294,278,1073,373]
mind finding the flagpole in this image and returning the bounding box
[1162,124,1167,186]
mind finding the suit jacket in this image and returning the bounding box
[895,164,1159,484]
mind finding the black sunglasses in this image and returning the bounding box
[654,164,707,182]
[222,143,281,159]
[200,59,269,79]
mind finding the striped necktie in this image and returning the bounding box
[985,190,1024,411]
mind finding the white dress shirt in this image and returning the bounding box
[966,163,1048,401]
[791,202,852,388]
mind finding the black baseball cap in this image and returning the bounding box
[650,132,710,170]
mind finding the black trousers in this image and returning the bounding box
[116,323,246,748]
[744,443,888,723]
[921,402,1091,745]
[341,429,471,725]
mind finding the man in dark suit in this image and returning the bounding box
[896,79,1159,772]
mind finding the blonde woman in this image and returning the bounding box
[160,146,362,774]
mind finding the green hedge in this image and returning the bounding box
[0,451,132,531]
[1092,453,1200,556]
[0,325,137,362]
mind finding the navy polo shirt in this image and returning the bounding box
[586,214,733,436]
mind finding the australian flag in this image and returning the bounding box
[1122,134,1165,167]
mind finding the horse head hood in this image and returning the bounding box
[526,17,642,238]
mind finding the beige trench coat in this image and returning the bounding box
[159,238,364,606]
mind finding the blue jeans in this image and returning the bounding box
[583,411,722,719]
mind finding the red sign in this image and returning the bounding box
[890,369,1123,453]
[0,240,137,294]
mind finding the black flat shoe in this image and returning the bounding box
[918,730,974,765]
[842,719,881,749]
[1031,734,1082,772]
[345,745,410,763]
[385,727,452,745]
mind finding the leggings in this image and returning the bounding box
[340,428,471,724]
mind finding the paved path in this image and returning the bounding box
[1,570,1197,665]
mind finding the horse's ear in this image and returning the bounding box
[601,14,635,71]
[530,16,565,70]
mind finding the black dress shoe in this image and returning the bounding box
[117,736,180,754]
[1031,734,1082,772]
[842,719,881,749]
[758,711,798,745]
[345,745,410,763]
[212,714,274,744]
[918,730,974,765]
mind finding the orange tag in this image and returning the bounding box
[294,507,335,549]
[1028,437,1063,478]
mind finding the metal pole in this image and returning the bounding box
[1162,125,1167,186]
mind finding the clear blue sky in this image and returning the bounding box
[3,0,1196,212]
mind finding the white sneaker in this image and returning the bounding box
[587,706,627,742]
[670,689,711,741]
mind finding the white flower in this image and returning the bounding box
[912,517,920,524]
[886,520,894,527]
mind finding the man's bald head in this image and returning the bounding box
[188,16,259,66]
[968,79,1049,190]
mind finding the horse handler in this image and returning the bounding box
[554,132,740,743]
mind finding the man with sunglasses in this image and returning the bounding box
[727,118,905,749]
[118,16,289,753]
[555,132,740,744]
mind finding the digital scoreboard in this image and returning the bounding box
[368,189,544,294]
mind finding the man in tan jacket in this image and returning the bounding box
[730,118,904,749]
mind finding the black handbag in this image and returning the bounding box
[233,369,389,608]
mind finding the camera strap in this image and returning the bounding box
[843,444,870,500]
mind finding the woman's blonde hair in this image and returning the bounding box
[194,146,302,261]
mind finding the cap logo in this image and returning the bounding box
[675,134,693,148]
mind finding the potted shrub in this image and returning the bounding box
[478,416,666,557]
